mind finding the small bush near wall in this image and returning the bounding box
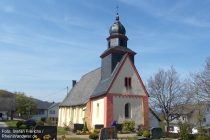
[94,129,101,134]
[137,130,143,136]
[164,132,179,138]
[143,130,150,138]
[122,120,135,132]
[178,122,190,140]
[89,133,99,140]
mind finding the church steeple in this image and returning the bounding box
[100,14,136,80]
[107,13,128,48]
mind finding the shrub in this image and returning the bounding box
[188,134,197,140]
[143,130,150,138]
[178,122,190,140]
[94,129,101,134]
[122,120,135,132]
[41,117,46,122]
[24,119,36,128]
[196,134,209,140]
[82,121,88,132]
[64,126,70,131]
[137,130,143,136]
[36,120,44,126]
[164,132,179,138]
[89,133,99,139]
[16,121,24,128]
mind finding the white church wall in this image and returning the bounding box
[58,107,65,127]
[91,97,104,127]
[58,106,85,127]
[113,96,143,128]
[109,57,146,96]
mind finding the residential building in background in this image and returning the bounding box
[0,90,15,120]
[47,102,60,126]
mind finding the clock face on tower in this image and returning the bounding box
[110,38,119,47]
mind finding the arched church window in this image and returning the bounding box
[125,103,131,118]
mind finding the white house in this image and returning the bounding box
[31,98,53,121]
[47,102,60,126]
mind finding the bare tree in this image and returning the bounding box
[148,66,191,133]
[192,58,210,101]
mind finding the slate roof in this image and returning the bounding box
[91,54,127,98]
[149,108,161,122]
[100,46,136,58]
[60,68,101,107]
[48,102,60,110]
[32,98,53,110]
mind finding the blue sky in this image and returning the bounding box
[0,0,210,102]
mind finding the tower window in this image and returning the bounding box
[124,77,132,88]
[125,103,131,118]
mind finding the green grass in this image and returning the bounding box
[4,120,18,128]
[64,138,88,140]
[57,127,68,135]
[119,137,138,140]
[64,138,135,140]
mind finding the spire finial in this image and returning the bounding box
[116,6,119,21]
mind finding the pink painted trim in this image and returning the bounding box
[104,94,113,128]
[104,96,107,127]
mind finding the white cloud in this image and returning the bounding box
[2,5,14,13]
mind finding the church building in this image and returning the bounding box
[58,14,149,130]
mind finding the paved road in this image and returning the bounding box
[0,121,8,127]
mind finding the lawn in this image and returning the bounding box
[61,137,136,140]
[57,127,69,135]
[63,138,88,140]
[4,120,18,128]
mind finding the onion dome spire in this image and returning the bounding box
[109,12,126,35]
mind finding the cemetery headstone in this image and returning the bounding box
[99,127,117,140]
[151,127,162,139]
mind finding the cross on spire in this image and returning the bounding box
[116,6,119,15]
[116,6,119,21]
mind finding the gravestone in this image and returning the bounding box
[99,127,117,140]
[73,123,84,132]
[151,127,162,139]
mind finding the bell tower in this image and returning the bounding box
[107,13,128,48]
[100,14,136,80]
